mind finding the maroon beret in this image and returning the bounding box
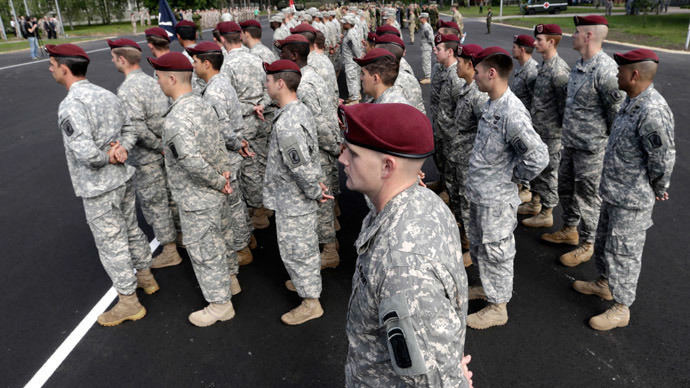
[148,52,193,71]
[290,23,318,34]
[216,21,241,34]
[45,44,89,60]
[367,32,378,43]
[473,46,511,65]
[613,48,659,65]
[574,15,608,26]
[375,25,401,37]
[353,48,395,66]
[186,41,222,55]
[435,33,460,45]
[534,23,562,36]
[240,19,262,29]
[176,20,195,28]
[275,34,310,48]
[339,103,434,159]
[375,33,405,49]
[437,20,461,33]
[263,59,301,75]
[145,27,170,41]
[513,34,535,48]
[107,38,141,51]
[455,44,483,59]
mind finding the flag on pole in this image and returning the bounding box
[289,0,295,10]
[158,0,177,41]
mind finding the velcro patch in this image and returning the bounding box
[61,119,74,136]
[512,137,529,154]
[168,142,179,158]
[609,89,623,102]
[645,132,663,149]
[287,147,301,165]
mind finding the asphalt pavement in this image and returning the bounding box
[1,17,689,388]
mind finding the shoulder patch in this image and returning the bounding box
[609,89,623,102]
[511,136,529,154]
[61,119,74,136]
[168,141,179,158]
[645,132,663,149]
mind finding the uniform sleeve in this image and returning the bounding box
[118,114,139,153]
[506,113,549,183]
[120,92,162,151]
[60,102,109,169]
[553,69,570,128]
[225,66,258,117]
[639,107,675,197]
[276,123,323,200]
[352,36,364,59]
[597,67,626,130]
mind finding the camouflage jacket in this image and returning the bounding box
[562,50,625,151]
[58,79,135,198]
[298,65,340,156]
[600,84,675,209]
[429,63,445,124]
[263,100,323,216]
[448,80,488,163]
[510,57,538,112]
[308,51,340,106]
[200,73,246,152]
[373,85,412,105]
[394,69,426,114]
[436,62,466,142]
[530,54,570,140]
[117,68,168,166]
[467,88,549,206]
[345,184,468,388]
[221,46,269,116]
[342,27,364,62]
[249,42,277,63]
[420,22,434,48]
[162,92,229,211]
[399,58,414,77]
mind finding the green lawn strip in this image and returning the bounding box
[499,14,690,50]
[0,36,101,53]
[439,5,616,18]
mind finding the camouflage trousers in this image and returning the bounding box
[276,211,322,299]
[318,151,337,244]
[593,202,653,307]
[221,197,240,277]
[446,150,472,236]
[558,146,605,243]
[421,47,432,78]
[343,62,361,101]
[180,205,232,304]
[226,157,253,251]
[132,159,177,245]
[468,201,518,304]
[409,23,416,42]
[531,138,561,209]
[83,181,152,295]
[240,113,271,209]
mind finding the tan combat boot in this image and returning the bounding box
[419,77,431,85]
[522,207,553,228]
[249,234,257,250]
[589,303,630,331]
[541,225,579,246]
[97,292,146,327]
[573,277,613,300]
[188,301,236,327]
[518,185,532,203]
[467,303,508,329]
[518,193,541,215]
[439,190,450,205]
[560,242,594,267]
[285,280,296,292]
[136,269,160,295]
[468,285,487,301]
[463,251,473,268]
[334,217,341,232]
[230,274,241,295]
[151,242,183,269]
[250,207,270,230]
[281,298,324,325]
[321,242,340,269]
[237,247,253,266]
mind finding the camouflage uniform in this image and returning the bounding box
[394,61,426,114]
[429,62,448,182]
[345,184,469,387]
[466,89,549,303]
[201,73,253,253]
[594,85,675,306]
[342,25,364,100]
[510,57,538,111]
[163,92,232,304]
[308,51,340,107]
[373,85,412,105]
[263,100,323,299]
[449,81,489,232]
[420,22,434,78]
[58,80,151,295]
[117,69,177,246]
[250,42,277,63]
[222,46,270,209]
[560,50,625,243]
[529,55,570,209]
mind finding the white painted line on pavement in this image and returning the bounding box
[24,238,160,388]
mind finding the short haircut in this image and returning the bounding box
[175,25,196,41]
[283,43,310,61]
[547,35,562,47]
[111,47,141,65]
[194,52,224,71]
[480,53,513,79]
[438,27,460,37]
[519,45,534,54]
[55,56,89,77]
[295,31,316,44]
[363,56,399,86]
[213,29,222,43]
[243,25,262,39]
[315,31,326,50]
[221,32,241,44]
[270,21,282,30]
[374,43,403,61]
[146,35,169,50]
[438,41,459,53]
[631,61,658,81]
[272,72,301,91]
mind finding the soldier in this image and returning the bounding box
[510,34,538,112]
[573,49,675,331]
[47,44,157,326]
[541,16,625,267]
[240,19,277,63]
[175,20,206,91]
[429,4,439,28]
[449,43,488,267]
[374,33,426,114]
[407,4,416,44]
[277,34,340,268]
[341,15,364,104]
[339,103,472,387]
[270,13,290,58]
[107,39,183,270]
[216,21,273,230]
[187,41,256,270]
[263,60,333,324]
[418,13,433,84]
[355,48,409,105]
[149,52,236,327]
[486,7,492,34]
[451,5,464,36]
[310,30,340,107]
[521,24,571,228]
[145,27,170,59]
[466,47,548,329]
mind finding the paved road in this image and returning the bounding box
[1,17,689,388]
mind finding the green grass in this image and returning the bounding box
[0,37,101,53]
[61,21,148,37]
[438,5,617,17]
[500,13,690,49]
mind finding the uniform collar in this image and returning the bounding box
[163,91,195,117]
[620,83,654,114]
[575,49,605,72]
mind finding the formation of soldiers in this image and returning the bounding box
[46,6,674,387]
